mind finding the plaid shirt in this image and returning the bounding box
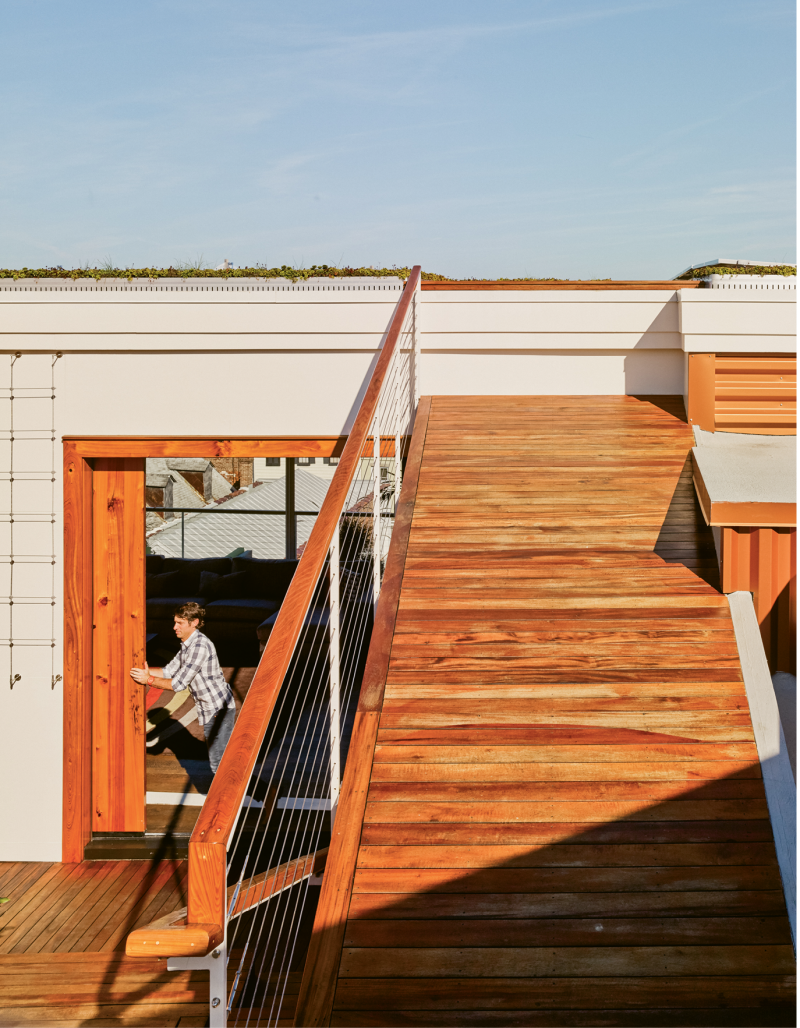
[163,630,234,727]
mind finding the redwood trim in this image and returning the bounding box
[421,280,701,290]
[711,501,796,527]
[687,353,716,432]
[62,444,93,862]
[293,395,432,1027]
[64,437,352,459]
[91,458,146,833]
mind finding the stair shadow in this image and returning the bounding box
[322,755,795,1028]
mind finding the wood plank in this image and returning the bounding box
[24,863,123,954]
[351,865,782,893]
[89,860,185,952]
[363,799,768,823]
[67,435,355,459]
[358,821,775,846]
[378,713,751,735]
[346,890,790,921]
[366,780,766,802]
[59,862,145,952]
[0,864,52,903]
[382,695,749,713]
[344,916,792,947]
[376,726,754,746]
[331,1007,796,1027]
[373,743,759,763]
[355,842,778,868]
[0,866,78,953]
[368,760,760,781]
[337,944,795,977]
[62,445,93,862]
[419,280,701,289]
[332,974,793,1011]
[91,458,146,832]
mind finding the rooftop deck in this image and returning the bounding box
[300,395,794,1027]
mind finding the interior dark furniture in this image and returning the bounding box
[146,553,299,665]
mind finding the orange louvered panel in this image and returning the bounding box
[714,356,797,434]
[722,526,797,673]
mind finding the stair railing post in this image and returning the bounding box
[372,415,381,610]
[210,938,227,1028]
[168,933,228,1028]
[328,526,340,824]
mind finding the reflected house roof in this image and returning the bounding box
[146,471,332,559]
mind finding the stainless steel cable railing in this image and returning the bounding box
[126,266,421,1028]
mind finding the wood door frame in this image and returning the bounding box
[62,435,353,861]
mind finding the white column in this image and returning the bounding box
[328,531,340,824]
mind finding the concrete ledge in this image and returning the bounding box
[692,429,796,527]
[727,591,796,948]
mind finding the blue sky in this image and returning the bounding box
[0,0,795,278]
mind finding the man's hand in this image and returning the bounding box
[130,662,150,685]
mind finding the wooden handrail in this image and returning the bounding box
[125,265,421,958]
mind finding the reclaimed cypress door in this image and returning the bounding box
[92,458,146,831]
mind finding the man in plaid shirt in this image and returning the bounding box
[130,602,236,773]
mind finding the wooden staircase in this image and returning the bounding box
[297,395,795,1028]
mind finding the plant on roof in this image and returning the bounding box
[0,264,428,282]
[0,264,614,283]
[677,264,796,280]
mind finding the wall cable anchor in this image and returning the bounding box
[10,674,20,689]
[52,674,62,690]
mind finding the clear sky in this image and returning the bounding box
[0,0,795,278]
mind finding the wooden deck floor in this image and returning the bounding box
[0,859,209,1025]
[0,857,312,1026]
[329,396,795,1027]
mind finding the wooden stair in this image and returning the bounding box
[300,395,795,1028]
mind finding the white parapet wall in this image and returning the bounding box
[679,289,796,354]
[0,277,795,860]
[419,288,685,395]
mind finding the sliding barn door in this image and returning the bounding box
[92,458,146,832]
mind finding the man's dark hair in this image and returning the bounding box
[175,601,205,628]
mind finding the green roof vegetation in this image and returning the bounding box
[0,265,613,283]
[677,264,796,280]
[0,264,425,282]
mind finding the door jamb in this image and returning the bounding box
[62,436,349,861]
